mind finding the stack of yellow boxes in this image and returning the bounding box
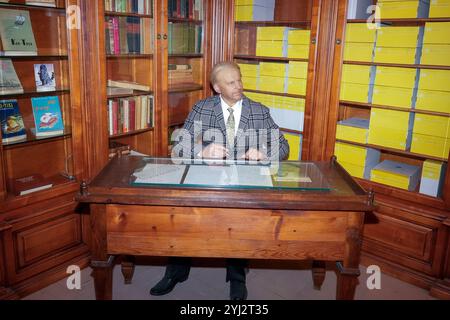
[287,61,308,95]
[238,62,259,91]
[376,0,430,19]
[428,0,450,17]
[372,66,417,108]
[411,112,450,158]
[419,160,447,196]
[421,22,450,66]
[258,61,287,93]
[416,69,450,113]
[336,118,370,144]
[368,108,414,150]
[343,23,376,62]
[340,64,373,103]
[235,0,275,21]
[256,26,289,57]
[374,26,421,64]
[287,29,310,59]
[370,159,421,191]
[334,142,380,179]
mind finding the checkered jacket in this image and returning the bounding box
[172,95,290,160]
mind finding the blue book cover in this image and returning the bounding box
[31,96,64,137]
[0,99,27,144]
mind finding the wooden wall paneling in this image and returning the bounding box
[0,221,18,299]
[211,0,235,66]
[430,218,450,299]
[202,0,213,97]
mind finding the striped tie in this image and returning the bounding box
[226,107,235,147]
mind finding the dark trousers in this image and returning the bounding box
[165,257,247,283]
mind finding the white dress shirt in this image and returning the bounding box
[220,96,243,136]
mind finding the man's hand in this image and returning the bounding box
[201,143,228,159]
[240,148,267,161]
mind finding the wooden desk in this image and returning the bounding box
[77,156,373,300]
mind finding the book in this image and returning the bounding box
[25,0,56,7]
[9,173,53,196]
[34,63,56,92]
[107,79,150,91]
[0,99,26,144]
[0,58,23,94]
[31,96,64,137]
[0,9,37,56]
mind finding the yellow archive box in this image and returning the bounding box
[369,108,414,131]
[236,0,275,5]
[413,114,450,138]
[416,89,450,113]
[372,85,414,109]
[344,42,374,62]
[336,118,370,144]
[259,75,285,93]
[334,142,380,166]
[287,44,309,59]
[288,61,308,78]
[421,45,450,66]
[284,132,302,161]
[340,82,371,102]
[242,76,258,90]
[423,22,450,44]
[287,78,307,95]
[235,5,275,21]
[420,159,446,197]
[370,160,421,191]
[411,133,450,158]
[429,0,450,17]
[345,24,377,43]
[257,27,288,41]
[377,1,429,19]
[288,29,310,45]
[338,160,376,179]
[259,62,288,77]
[374,46,418,64]
[341,64,372,84]
[368,127,412,150]
[374,66,417,88]
[418,69,450,92]
[256,40,287,57]
[376,27,421,48]
[238,63,259,78]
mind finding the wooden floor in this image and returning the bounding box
[23,259,436,300]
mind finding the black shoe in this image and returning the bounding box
[230,281,247,300]
[149,274,189,296]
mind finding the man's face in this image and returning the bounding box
[213,68,243,106]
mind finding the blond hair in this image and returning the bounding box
[210,61,241,86]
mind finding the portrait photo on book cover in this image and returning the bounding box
[34,63,56,91]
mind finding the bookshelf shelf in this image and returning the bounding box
[169,84,203,93]
[339,101,450,117]
[244,89,306,99]
[0,3,65,11]
[234,55,309,62]
[5,55,69,60]
[347,18,450,24]
[2,132,72,150]
[235,20,311,26]
[343,60,450,71]
[105,11,153,18]
[169,54,203,58]
[109,127,154,139]
[106,54,153,59]
[0,89,70,99]
[169,18,203,24]
[335,139,448,163]
[280,128,303,135]
[107,90,153,99]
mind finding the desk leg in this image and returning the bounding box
[336,212,364,300]
[121,255,136,284]
[89,204,114,300]
[312,261,326,290]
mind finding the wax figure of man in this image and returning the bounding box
[150,61,289,300]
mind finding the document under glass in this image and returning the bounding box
[130,157,331,191]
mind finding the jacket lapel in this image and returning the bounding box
[212,95,227,138]
[236,97,250,142]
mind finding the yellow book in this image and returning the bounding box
[288,61,308,79]
[287,44,309,59]
[340,83,370,103]
[235,5,253,21]
[338,160,367,179]
[256,40,286,57]
[287,78,307,95]
[343,42,374,62]
[370,160,421,191]
[334,142,380,166]
[372,85,414,109]
[423,22,450,44]
[345,23,377,43]
[341,64,372,84]
[259,62,288,77]
[376,26,420,48]
[376,1,426,19]
[284,133,302,160]
[259,75,285,93]
[238,63,259,78]
[418,69,450,92]
[374,66,417,89]
[369,108,413,131]
[411,133,450,158]
[416,89,450,113]
[287,29,311,45]
[257,26,288,41]
[374,47,417,64]
[368,128,412,150]
[429,0,450,18]
[242,76,258,90]
[413,114,450,138]
[336,118,370,144]
[421,44,450,66]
